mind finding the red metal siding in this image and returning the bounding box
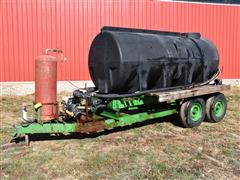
[0,0,239,81]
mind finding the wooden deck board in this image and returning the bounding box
[150,85,230,102]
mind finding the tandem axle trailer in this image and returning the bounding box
[12,26,227,145]
[13,84,230,145]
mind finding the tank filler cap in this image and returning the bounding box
[181,33,201,39]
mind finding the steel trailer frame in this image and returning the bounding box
[13,84,230,143]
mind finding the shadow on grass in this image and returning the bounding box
[14,114,183,143]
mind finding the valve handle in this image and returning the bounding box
[44,48,63,55]
[44,48,67,62]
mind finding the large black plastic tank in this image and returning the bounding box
[89,27,219,94]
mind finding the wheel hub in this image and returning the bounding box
[214,100,224,117]
[190,103,202,121]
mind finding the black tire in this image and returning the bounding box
[180,98,206,128]
[206,93,227,123]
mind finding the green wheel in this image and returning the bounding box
[206,93,227,123]
[180,98,206,128]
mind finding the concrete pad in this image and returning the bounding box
[1,79,239,96]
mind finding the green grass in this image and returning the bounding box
[0,88,240,179]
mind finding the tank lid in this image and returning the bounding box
[181,32,201,39]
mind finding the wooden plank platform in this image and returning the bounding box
[151,85,230,102]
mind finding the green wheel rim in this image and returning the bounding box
[214,100,225,117]
[190,103,202,121]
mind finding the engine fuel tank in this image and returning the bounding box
[89,27,219,94]
[35,54,58,121]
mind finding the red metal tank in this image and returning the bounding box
[35,54,58,121]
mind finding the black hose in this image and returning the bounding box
[93,69,220,99]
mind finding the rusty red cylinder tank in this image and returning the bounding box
[35,55,58,121]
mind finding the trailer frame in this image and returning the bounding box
[13,84,230,144]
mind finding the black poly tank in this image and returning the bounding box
[89,26,219,94]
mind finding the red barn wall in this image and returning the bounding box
[0,0,239,82]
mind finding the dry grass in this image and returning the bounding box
[0,88,239,179]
